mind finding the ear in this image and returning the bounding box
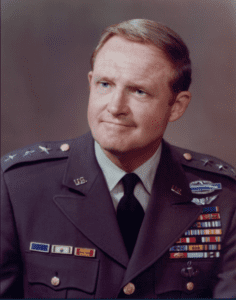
[168,91,191,122]
[88,71,93,88]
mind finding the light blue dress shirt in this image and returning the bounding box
[95,141,162,211]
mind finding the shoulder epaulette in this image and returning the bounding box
[174,146,236,181]
[1,139,73,172]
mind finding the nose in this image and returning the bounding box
[107,87,129,116]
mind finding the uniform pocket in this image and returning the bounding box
[25,252,99,298]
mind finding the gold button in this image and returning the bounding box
[183,153,192,161]
[51,276,60,286]
[60,143,70,152]
[186,282,194,291]
[123,282,135,295]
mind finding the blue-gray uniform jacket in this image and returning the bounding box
[1,132,236,298]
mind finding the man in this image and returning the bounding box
[1,19,236,298]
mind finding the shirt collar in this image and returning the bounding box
[95,141,162,194]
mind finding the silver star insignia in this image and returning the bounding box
[215,164,228,171]
[4,154,17,162]
[200,158,213,166]
[39,146,51,154]
[23,150,35,157]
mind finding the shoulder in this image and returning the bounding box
[1,132,95,174]
[167,142,236,182]
[1,139,74,173]
[1,132,93,173]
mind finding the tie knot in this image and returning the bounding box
[122,173,140,196]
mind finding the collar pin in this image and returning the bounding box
[74,177,87,186]
[171,185,182,195]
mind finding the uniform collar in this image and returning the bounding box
[62,132,193,203]
[95,141,162,194]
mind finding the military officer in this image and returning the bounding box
[1,19,236,298]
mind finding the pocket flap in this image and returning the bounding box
[26,252,99,293]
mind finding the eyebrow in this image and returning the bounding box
[94,75,114,82]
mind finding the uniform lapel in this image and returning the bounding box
[53,132,129,267]
[122,141,201,285]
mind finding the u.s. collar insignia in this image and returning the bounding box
[190,180,222,195]
[74,177,87,186]
[191,195,218,205]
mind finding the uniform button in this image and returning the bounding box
[123,282,135,295]
[186,282,194,291]
[51,276,60,286]
[183,153,192,161]
[60,143,70,152]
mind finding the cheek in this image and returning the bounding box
[88,97,99,117]
[150,118,165,130]
[87,100,97,125]
[147,104,171,130]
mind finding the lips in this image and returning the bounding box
[105,122,130,127]
[102,120,135,127]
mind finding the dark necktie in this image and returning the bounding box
[117,173,145,257]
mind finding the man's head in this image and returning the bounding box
[87,19,192,171]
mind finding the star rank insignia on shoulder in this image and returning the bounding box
[173,146,236,181]
[1,141,72,173]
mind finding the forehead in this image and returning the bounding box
[93,36,173,82]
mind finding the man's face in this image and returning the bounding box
[88,36,185,158]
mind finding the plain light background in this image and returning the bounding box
[2,0,236,167]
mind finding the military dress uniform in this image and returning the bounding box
[1,132,236,298]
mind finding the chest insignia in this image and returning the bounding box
[191,195,218,205]
[190,180,222,195]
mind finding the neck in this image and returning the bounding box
[102,139,162,172]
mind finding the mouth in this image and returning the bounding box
[102,121,134,128]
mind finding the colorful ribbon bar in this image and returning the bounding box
[191,220,221,229]
[74,247,96,257]
[170,244,221,252]
[176,237,196,244]
[170,251,220,259]
[202,206,219,213]
[30,242,50,253]
[185,229,222,236]
[197,213,220,220]
[201,236,221,243]
[51,245,73,254]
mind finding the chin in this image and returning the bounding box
[103,142,147,158]
[96,137,129,154]
[100,142,127,154]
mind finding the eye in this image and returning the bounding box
[99,81,110,88]
[135,89,146,96]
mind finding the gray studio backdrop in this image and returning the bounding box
[2,0,236,167]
